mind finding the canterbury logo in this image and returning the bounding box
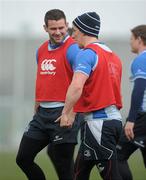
[41,59,56,71]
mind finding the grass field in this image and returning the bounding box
[0,149,146,180]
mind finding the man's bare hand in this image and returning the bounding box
[55,111,76,127]
[124,121,135,140]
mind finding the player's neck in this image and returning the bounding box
[84,36,98,47]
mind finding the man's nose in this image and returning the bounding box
[56,29,61,34]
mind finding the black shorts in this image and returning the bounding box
[78,119,122,160]
[23,106,82,144]
[117,112,146,165]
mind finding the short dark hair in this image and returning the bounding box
[131,25,146,45]
[44,9,66,27]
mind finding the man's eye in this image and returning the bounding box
[59,27,64,30]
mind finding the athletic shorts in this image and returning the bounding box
[23,106,83,144]
[78,119,122,160]
[117,112,146,166]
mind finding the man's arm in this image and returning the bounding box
[125,78,146,140]
[59,48,97,126]
[60,72,88,127]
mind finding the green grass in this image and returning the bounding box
[0,150,146,180]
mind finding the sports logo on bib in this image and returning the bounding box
[84,150,91,157]
[40,59,56,75]
[97,163,104,172]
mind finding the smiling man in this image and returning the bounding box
[16,9,82,180]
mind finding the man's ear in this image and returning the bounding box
[138,36,145,46]
[43,25,48,32]
[137,36,142,42]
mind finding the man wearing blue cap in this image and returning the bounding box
[57,12,123,180]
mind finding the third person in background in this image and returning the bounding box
[117,25,146,180]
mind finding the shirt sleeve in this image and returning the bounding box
[36,49,38,64]
[130,54,146,81]
[66,43,80,68]
[74,49,98,76]
[127,78,146,122]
